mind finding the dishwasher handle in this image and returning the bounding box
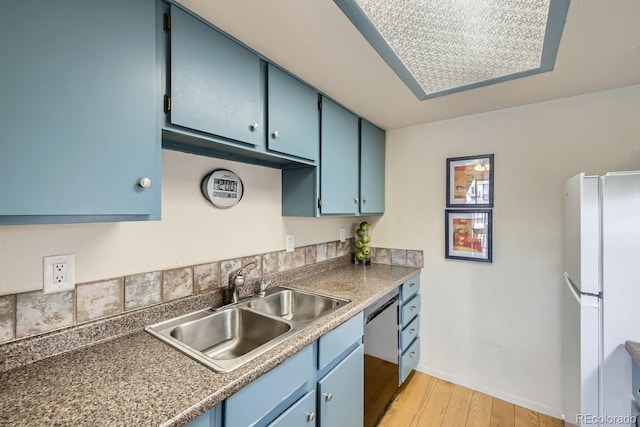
[365,294,399,324]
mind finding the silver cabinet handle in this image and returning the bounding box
[409,351,416,358]
[307,412,315,422]
[410,328,416,334]
[409,282,416,288]
[272,130,280,138]
[410,306,417,311]
[138,177,152,188]
[354,198,359,204]
[363,198,367,204]
[324,392,333,402]
[250,123,260,131]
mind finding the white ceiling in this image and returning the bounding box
[176,0,640,131]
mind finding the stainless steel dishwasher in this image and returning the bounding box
[363,288,400,427]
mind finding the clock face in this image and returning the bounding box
[201,169,244,208]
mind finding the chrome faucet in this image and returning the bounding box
[227,261,256,304]
[258,254,272,297]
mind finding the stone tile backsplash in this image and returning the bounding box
[0,241,422,345]
[76,278,123,323]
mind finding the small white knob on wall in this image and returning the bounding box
[138,177,152,188]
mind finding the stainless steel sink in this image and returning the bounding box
[146,287,349,372]
[170,308,291,360]
[248,288,347,322]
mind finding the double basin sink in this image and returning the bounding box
[146,287,349,372]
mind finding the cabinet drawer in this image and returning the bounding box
[400,294,421,326]
[400,275,420,303]
[226,344,314,427]
[318,312,364,370]
[400,315,420,352]
[268,390,316,427]
[399,337,420,384]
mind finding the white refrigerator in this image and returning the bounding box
[562,171,640,426]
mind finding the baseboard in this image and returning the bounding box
[415,363,564,420]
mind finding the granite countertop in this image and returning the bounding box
[0,263,419,427]
[626,341,640,366]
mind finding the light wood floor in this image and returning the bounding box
[378,371,564,427]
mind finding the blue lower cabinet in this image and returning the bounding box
[268,390,317,427]
[225,345,314,427]
[398,274,421,384]
[318,344,364,427]
[399,337,420,384]
[223,313,364,427]
[186,404,222,427]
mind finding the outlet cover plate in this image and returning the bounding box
[339,228,346,242]
[44,254,76,294]
[286,234,295,252]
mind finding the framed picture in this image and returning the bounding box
[445,209,492,263]
[446,154,494,208]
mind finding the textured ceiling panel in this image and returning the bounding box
[353,0,550,95]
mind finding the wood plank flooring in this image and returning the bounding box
[377,371,563,427]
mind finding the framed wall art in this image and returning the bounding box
[445,209,493,263]
[446,154,494,208]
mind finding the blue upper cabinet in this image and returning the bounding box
[360,120,385,214]
[320,97,360,215]
[169,5,264,147]
[0,0,160,224]
[282,100,386,217]
[267,64,319,162]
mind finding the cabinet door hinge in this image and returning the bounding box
[163,13,171,32]
[318,198,322,209]
[163,95,171,113]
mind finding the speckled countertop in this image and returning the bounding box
[0,263,419,427]
[626,341,640,366]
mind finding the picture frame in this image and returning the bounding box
[445,209,493,263]
[446,154,494,208]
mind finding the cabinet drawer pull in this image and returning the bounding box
[410,305,417,311]
[307,412,315,422]
[324,392,333,402]
[250,123,260,131]
[138,177,152,188]
[363,198,367,204]
[272,130,280,138]
[410,328,416,334]
[409,351,416,358]
[354,198,359,204]
[409,282,416,288]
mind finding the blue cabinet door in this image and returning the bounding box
[186,404,222,427]
[268,390,316,427]
[267,64,319,162]
[170,6,263,147]
[319,97,359,215]
[318,344,364,427]
[0,0,160,221]
[360,120,385,214]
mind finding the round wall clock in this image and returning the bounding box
[201,169,244,208]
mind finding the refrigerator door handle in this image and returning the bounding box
[564,272,581,304]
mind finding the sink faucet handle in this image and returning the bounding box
[259,280,272,297]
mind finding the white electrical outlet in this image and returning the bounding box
[286,234,295,252]
[339,228,346,242]
[44,255,75,294]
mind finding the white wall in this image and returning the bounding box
[371,85,640,416]
[0,151,360,296]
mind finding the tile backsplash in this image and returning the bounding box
[0,241,423,345]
